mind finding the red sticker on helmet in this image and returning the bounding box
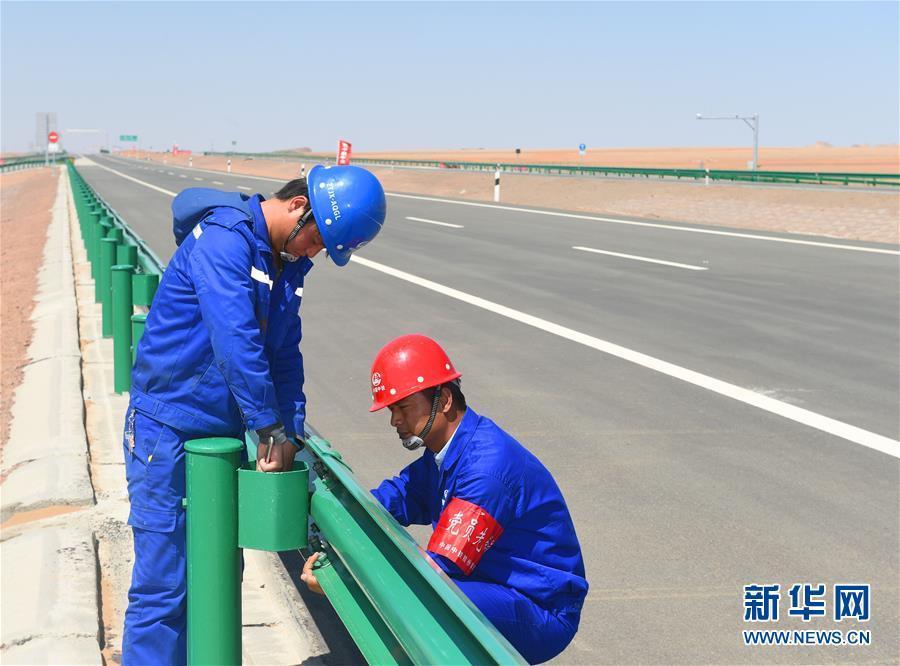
[427,497,503,575]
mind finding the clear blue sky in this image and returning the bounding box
[2,1,897,153]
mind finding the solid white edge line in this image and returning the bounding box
[388,193,900,256]
[349,254,900,459]
[103,155,285,183]
[405,216,464,229]
[89,161,178,196]
[104,156,897,256]
[62,159,900,458]
[573,246,708,271]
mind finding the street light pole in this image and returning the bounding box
[65,128,106,155]
[696,113,760,171]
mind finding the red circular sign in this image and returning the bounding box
[48,131,59,143]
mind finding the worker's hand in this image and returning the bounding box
[300,552,325,595]
[256,441,296,473]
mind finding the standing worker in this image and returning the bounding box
[122,165,387,664]
[301,334,588,664]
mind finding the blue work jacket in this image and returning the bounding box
[130,189,311,438]
[372,408,589,617]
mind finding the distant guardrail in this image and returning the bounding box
[68,161,164,392]
[197,150,900,188]
[0,153,68,172]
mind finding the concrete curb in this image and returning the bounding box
[0,527,101,664]
[1,167,92,520]
[1,167,102,665]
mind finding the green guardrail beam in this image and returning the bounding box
[305,431,526,665]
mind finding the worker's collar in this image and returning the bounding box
[433,420,462,468]
[249,193,313,275]
[434,407,476,471]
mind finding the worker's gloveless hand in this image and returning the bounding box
[256,441,295,473]
[301,552,325,595]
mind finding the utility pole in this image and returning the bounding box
[696,113,759,171]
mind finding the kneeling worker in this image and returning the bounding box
[302,334,588,663]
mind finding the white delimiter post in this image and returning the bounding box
[227,159,232,174]
[301,163,306,177]
[493,166,500,202]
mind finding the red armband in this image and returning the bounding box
[427,497,503,575]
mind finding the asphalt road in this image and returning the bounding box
[80,154,900,665]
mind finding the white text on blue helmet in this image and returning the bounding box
[326,180,342,220]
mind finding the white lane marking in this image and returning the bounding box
[237,185,252,191]
[179,174,187,178]
[404,216,464,229]
[388,193,900,256]
[105,155,285,183]
[167,171,175,175]
[212,181,224,185]
[90,162,177,196]
[193,177,203,181]
[573,246,708,271]
[350,255,900,459]
[107,156,899,257]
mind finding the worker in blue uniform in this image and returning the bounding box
[122,165,387,665]
[301,334,588,664]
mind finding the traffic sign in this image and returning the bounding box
[48,131,59,144]
[120,135,138,142]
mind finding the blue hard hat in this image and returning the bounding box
[307,165,387,266]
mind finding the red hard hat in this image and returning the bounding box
[369,334,461,412]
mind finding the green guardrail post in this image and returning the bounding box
[80,205,96,244]
[132,273,159,307]
[131,313,147,364]
[99,236,119,337]
[185,437,243,666]
[111,264,134,393]
[92,219,112,293]
[117,243,138,268]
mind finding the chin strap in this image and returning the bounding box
[280,207,315,263]
[401,386,442,451]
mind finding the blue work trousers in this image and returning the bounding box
[456,579,578,664]
[122,409,190,665]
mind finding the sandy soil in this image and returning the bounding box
[272,144,900,173]
[0,167,59,453]
[125,152,899,244]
